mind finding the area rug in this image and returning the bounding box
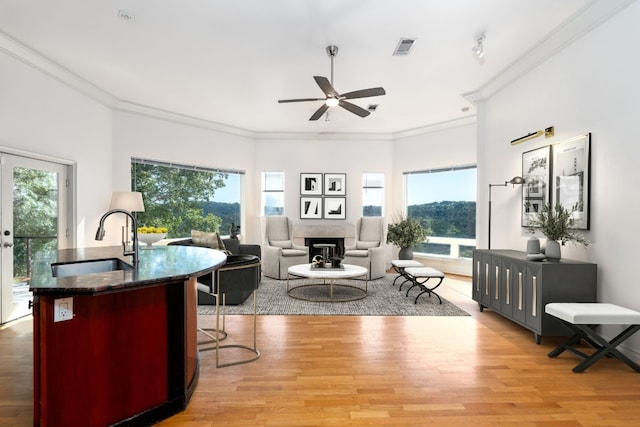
[197,273,470,316]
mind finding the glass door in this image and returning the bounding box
[1,153,69,324]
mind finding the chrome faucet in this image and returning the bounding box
[95,209,139,265]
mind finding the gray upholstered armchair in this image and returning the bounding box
[262,216,309,279]
[342,217,386,280]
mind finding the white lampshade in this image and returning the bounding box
[110,192,145,212]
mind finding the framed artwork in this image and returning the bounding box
[323,197,346,220]
[521,146,551,227]
[300,173,323,195]
[324,173,346,196]
[300,197,322,219]
[552,133,591,229]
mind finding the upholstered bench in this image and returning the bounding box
[390,260,423,289]
[402,267,445,304]
[546,303,640,373]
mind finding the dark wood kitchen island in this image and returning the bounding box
[29,245,226,426]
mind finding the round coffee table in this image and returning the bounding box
[287,263,368,302]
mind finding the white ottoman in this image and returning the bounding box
[545,302,640,373]
[390,259,423,289]
[403,267,445,304]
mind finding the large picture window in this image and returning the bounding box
[131,158,243,238]
[404,165,476,258]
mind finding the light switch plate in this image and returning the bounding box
[54,297,73,322]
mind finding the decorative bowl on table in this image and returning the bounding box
[137,227,168,247]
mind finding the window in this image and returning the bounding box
[262,171,284,216]
[131,158,243,238]
[404,165,476,258]
[362,172,384,217]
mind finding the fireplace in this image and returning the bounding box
[304,237,345,262]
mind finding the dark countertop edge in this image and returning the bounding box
[29,245,227,296]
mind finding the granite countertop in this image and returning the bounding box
[29,245,227,295]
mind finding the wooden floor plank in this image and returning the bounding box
[3,275,640,426]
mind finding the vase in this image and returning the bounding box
[398,247,413,260]
[545,239,561,260]
[526,236,541,255]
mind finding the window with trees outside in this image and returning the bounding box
[262,171,284,216]
[131,158,243,238]
[362,172,384,216]
[404,165,476,258]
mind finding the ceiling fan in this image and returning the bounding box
[278,45,386,121]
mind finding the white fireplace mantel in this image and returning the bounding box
[291,223,356,248]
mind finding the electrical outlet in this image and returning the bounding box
[54,297,74,322]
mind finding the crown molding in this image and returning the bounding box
[463,0,636,103]
[0,31,116,107]
[254,131,393,141]
[113,101,255,138]
[392,115,477,139]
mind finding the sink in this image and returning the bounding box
[51,258,134,278]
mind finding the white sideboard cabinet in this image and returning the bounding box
[472,249,597,344]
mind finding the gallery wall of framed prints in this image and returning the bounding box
[300,173,346,219]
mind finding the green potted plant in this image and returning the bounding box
[386,217,429,260]
[527,203,588,259]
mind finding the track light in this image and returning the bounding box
[472,34,485,59]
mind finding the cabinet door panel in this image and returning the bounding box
[490,256,501,310]
[481,253,492,307]
[511,261,526,324]
[525,263,542,331]
[472,252,482,303]
[500,259,512,316]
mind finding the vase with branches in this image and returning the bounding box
[527,203,588,259]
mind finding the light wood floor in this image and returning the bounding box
[3,276,640,426]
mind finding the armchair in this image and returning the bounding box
[342,217,386,280]
[262,216,309,279]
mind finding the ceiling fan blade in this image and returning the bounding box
[309,103,330,121]
[313,76,339,98]
[278,98,326,103]
[339,100,370,118]
[341,87,386,100]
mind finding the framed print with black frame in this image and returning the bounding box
[300,197,322,219]
[323,197,346,220]
[300,173,322,196]
[552,133,591,230]
[324,173,346,196]
[522,145,551,227]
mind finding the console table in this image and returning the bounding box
[472,249,597,344]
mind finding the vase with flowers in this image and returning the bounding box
[386,217,429,260]
[527,203,588,259]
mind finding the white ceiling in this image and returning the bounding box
[0,0,594,134]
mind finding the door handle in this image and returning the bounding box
[3,242,13,248]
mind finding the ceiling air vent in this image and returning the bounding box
[393,38,417,56]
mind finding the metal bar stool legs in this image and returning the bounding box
[214,288,260,368]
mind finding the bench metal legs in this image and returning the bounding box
[405,276,444,304]
[548,320,640,373]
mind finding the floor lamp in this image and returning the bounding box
[488,176,525,249]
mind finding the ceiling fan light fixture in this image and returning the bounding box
[325,97,339,107]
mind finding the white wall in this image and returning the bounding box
[478,2,640,355]
[0,49,113,247]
